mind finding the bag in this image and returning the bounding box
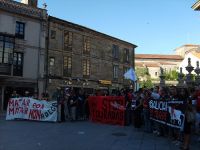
[186,111,195,123]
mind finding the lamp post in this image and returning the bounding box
[194,61,200,86]
[177,67,185,87]
[185,58,194,87]
[159,67,165,87]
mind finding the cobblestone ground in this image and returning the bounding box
[0,116,199,150]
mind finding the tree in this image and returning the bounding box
[136,67,153,88]
[164,70,178,80]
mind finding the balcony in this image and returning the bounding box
[0,64,11,75]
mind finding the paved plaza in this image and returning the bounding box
[0,115,199,150]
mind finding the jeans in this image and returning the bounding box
[143,108,152,132]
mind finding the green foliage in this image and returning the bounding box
[140,78,153,88]
[163,70,178,80]
[135,67,149,77]
[136,67,153,88]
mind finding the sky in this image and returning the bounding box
[19,0,200,54]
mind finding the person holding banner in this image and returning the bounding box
[133,88,143,128]
[143,90,152,133]
[169,86,179,142]
[52,87,63,122]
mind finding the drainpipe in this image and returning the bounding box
[37,21,42,98]
[45,17,50,93]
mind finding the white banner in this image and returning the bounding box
[6,97,57,122]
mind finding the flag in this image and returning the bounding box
[124,68,137,81]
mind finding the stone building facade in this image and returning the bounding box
[0,0,47,111]
[46,16,137,96]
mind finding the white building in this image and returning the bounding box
[0,0,47,111]
[179,51,200,74]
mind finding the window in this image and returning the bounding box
[113,65,119,79]
[0,35,14,64]
[83,59,90,77]
[155,72,158,76]
[63,56,72,77]
[112,45,119,59]
[83,36,90,54]
[49,57,55,75]
[13,52,23,76]
[15,22,25,39]
[124,48,130,62]
[50,30,56,39]
[64,31,73,50]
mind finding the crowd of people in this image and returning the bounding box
[10,85,200,150]
[129,85,200,150]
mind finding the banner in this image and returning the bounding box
[88,96,125,126]
[6,97,57,122]
[149,99,185,129]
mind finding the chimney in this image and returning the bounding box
[21,0,38,8]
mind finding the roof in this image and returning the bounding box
[48,16,137,48]
[192,0,200,10]
[183,44,200,47]
[145,63,160,67]
[135,62,160,68]
[0,0,46,20]
[135,54,183,60]
[174,44,200,51]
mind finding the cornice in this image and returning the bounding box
[192,0,200,10]
[0,0,47,20]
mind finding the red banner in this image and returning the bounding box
[88,96,125,126]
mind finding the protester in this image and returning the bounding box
[52,87,63,122]
[124,89,132,126]
[143,89,152,133]
[181,96,194,150]
[68,89,78,121]
[11,90,19,98]
[133,88,143,128]
[77,89,86,120]
[64,88,71,121]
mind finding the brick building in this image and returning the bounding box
[46,16,137,95]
